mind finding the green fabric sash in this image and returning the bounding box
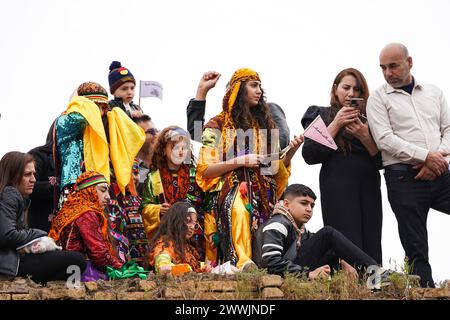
[106,260,150,280]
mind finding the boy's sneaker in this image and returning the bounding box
[378,269,395,287]
[367,267,421,290]
[380,269,421,284]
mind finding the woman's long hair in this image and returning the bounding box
[231,84,276,132]
[327,68,369,153]
[39,120,56,154]
[329,67,369,113]
[229,83,276,154]
[0,151,34,197]
[148,201,194,263]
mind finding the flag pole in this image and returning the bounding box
[138,80,141,108]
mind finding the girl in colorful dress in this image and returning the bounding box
[140,126,216,263]
[119,160,149,268]
[195,68,303,269]
[148,202,210,274]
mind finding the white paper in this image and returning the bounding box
[211,261,235,275]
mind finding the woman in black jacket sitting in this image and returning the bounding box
[0,151,85,284]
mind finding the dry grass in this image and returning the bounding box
[94,264,434,300]
[380,272,421,300]
[281,271,374,300]
[234,267,267,299]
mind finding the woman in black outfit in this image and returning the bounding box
[301,68,383,264]
[0,151,85,284]
[28,121,56,232]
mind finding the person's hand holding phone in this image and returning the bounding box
[333,107,360,129]
[349,98,368,123]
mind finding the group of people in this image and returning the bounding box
[1,42,449,289]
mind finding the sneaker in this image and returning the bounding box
[381,269,421,284]
[366,267,394,290]
[379,269,395,287]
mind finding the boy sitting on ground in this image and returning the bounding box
[254,184,384,281]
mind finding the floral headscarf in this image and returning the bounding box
[49,171,113,254]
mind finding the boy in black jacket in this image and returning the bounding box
[255,184,380,280]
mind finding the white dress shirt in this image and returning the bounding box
[367,79,450,167]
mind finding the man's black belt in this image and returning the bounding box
[384,163,417,172]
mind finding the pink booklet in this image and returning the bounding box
[304,115,338,150]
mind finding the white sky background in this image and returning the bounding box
[1,0,450,283]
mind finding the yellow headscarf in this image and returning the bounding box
[220,68,261,153]
[64,96,110,182]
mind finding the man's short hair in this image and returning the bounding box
[134,114,152,124]
[282,184,316,200]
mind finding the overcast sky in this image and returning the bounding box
[1,0,450,283]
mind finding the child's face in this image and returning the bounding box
[114,82,135,103]
[283,195,314,226]
[165,139,189,167]
[185,211,198,239]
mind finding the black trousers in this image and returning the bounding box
[320,163,383,265]
[18,251,86,284]
[384,169,450,288]
[294,226,378,274]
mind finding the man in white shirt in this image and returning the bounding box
[367,43,450,288]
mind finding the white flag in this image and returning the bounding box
[139,80,163,100]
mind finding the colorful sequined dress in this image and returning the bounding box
[195,115,291,268]
[54,97,145,267]
[140,164,217,262]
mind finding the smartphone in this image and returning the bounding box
[350,97,364,108]
[349,98,367,123]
